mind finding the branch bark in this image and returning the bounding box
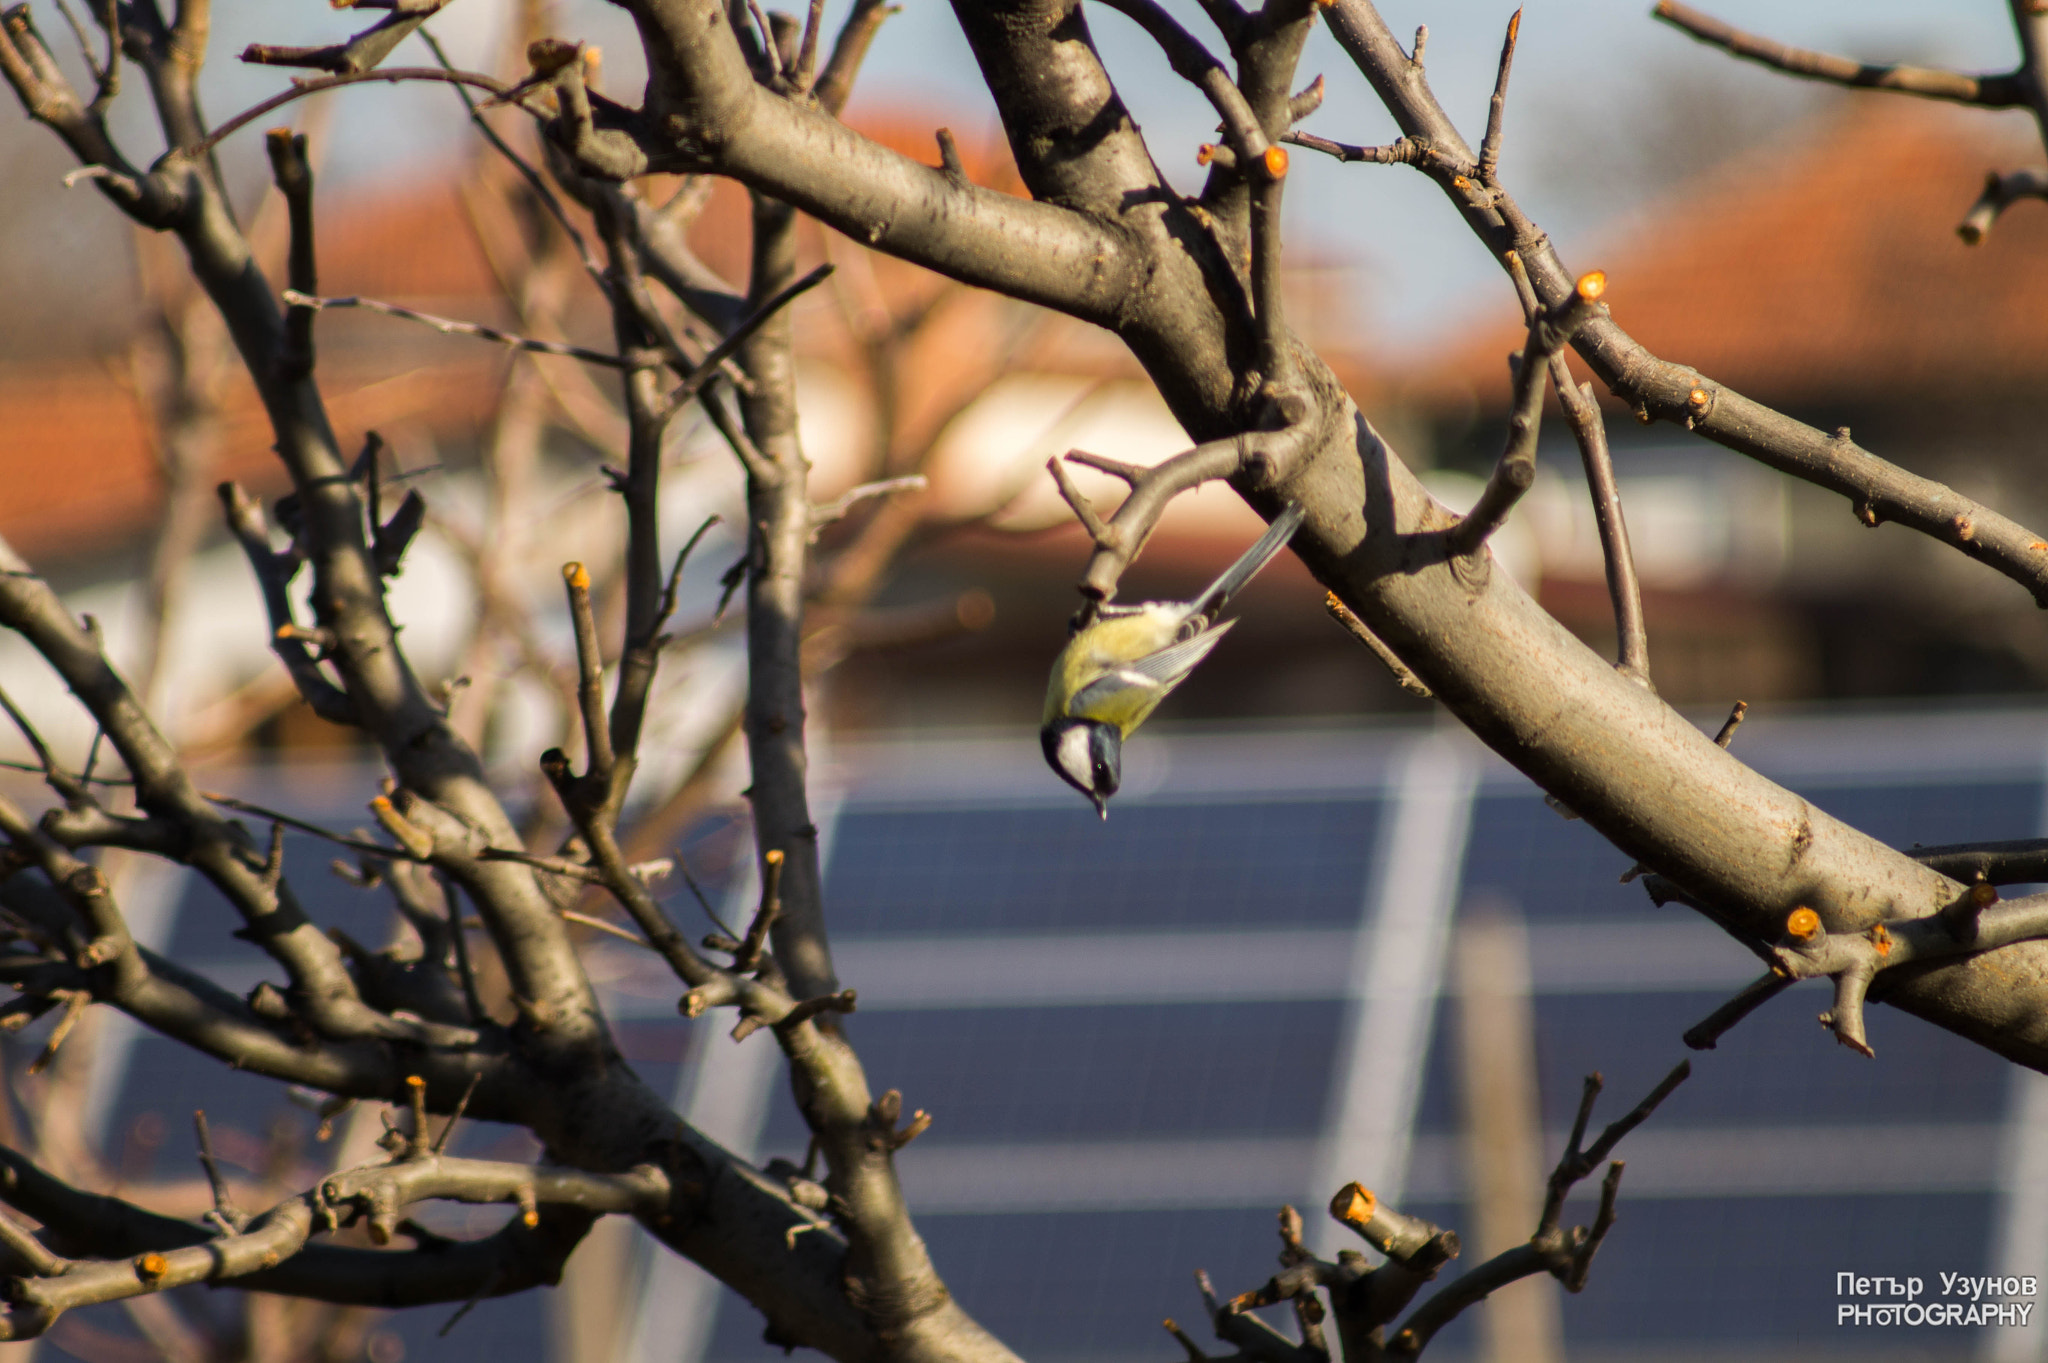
[1652,1,2028,107]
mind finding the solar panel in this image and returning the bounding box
[28,712,2048,1362]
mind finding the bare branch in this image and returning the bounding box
[1652,0,2027,107]
[1752,892,2048,1057]
[1323,592,1431,698]
[1091,0,1275,171]
[1053,430,1305,602]
[1500,247,1649,686]
[192,1109,247,1233]
[418,28,615,299]
[812,0,896,114]
[264,127,318,382]
[281,291,633,367]
[1281,129,1420,164]
[0,5,164,222]
[1323,0,2048,608]
[188,67,523,161]
[0,1148,665,1339]
[0,543,478,1050]
[1682,972,1793,1051]
[1446,270,1604,557]
[562,562,616,796]
[667,262,835,408]
[218,483,354,723]
[1476,8,1518,184]
[1389,1061,1690,1354]
[811,476,927,533]
[241,0,449,75]
[1959,168,2048,244]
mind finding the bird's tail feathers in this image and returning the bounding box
[1191,502,1305,619]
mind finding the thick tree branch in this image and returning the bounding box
[736,192,838,1005]
[594,1,1145,324]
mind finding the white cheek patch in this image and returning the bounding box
[1058,726,1093,783]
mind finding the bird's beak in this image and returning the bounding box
[1091,792,1107,821]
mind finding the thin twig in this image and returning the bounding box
[281,292,629,368]
[665,263,835,407]
[0,683,86,804]
[186,67,523,160]
[562,909,655,949]
[26,990,88,1075]
[418,28,612,300]
[1447,270,1605,556]
[193,1109,247,1232]
[1652,0,2026,107]
[1324,592,1430,698]
[442,875,484,1025]
[1682,972,1792,1050]
[1477,9,1520,184]
[431,1073,482,1155]
[674,852,736,939]
[1280,129,1426,164]
[810,475,926,531]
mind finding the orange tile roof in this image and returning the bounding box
[1403,99,2048,413]
[0,351,504,565]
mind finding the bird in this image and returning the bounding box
[1041,502,1306,817]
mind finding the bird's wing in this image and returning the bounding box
[1067,623,1235,735]
[1125,619,1235,689]
[1070,667,1165,717]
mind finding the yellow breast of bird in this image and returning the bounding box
[1043,607,1185,732]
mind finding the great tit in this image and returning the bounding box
[1041,502,1305,816]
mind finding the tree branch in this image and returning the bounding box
[1389,1062,1689,1355]
[1958,167,2048,244]
[241,0,449,75]
[1323,0,2048,610]
[0,1142,664,1339]
[0,540,474,1050]
[1445,270,1602,557]
[281,291,635,368]
[1651,1,2027,107]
